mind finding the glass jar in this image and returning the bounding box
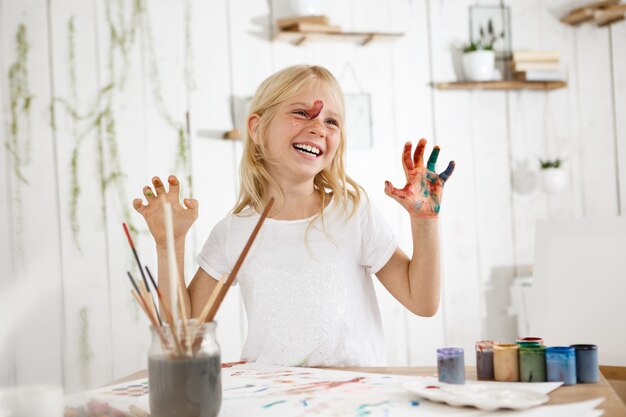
[493,343,520,382]
[475,341,496,380]
[546,346,577,386]
[519,345,546,382]
[148,320,222,417]
[437,347,465,384]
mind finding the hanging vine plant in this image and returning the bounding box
[51,0,196,250]
[6,23,33,257]
[78,306,93,387]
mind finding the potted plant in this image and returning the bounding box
[462,19,503,81]
[539,158,567,193]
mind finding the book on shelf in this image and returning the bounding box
[514,71,565,82]
[276,15,330,29]
[281,22,341,33]
[512,61,561,72]
[512,50,560,62]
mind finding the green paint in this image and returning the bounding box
[263,400,287,408]
[7,23,32,258]
[427,147,440,171]
[146,190,152,196]
[79,307,94,388]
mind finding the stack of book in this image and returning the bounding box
[276,15,341,33]
[511,51,563,81]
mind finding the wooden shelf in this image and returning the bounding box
[433,80,567,91]
[272,30,403,46]
[560,0,626,27]
[223,129,240,140]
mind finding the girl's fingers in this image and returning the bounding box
[413,139,427,168]
[384,181,407,201]
[426,146,440,172]
[183,198,198,210]
[152,176,166,196]
[439,160,456,183]
[143,186,156,201]
[132,198,146,214]
[167,175,180,199]
[183,198,200,219]
[402,142,414,176]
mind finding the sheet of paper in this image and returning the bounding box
[64,378,150,415]
[63,363,604,417]
[219,362,571,417]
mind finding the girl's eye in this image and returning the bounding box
[325,119,339,127]
[293,110,307,117]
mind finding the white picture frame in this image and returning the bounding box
[344,93,373,149]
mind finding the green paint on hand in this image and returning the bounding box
[427,147,440,171]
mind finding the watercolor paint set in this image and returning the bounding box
[437,337,599,386]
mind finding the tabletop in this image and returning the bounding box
[115,366,626,417]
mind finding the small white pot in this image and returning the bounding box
[462,50,495,81]
[287,0,322,16]
[540,168,567,194]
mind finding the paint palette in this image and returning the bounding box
[403,380,549,411]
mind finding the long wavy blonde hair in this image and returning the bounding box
[233,64,363,222]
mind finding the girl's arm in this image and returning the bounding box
[133,175,202,318]
[376,139,455,317]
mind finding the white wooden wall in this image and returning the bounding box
[1,0,624,392]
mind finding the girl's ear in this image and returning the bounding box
[248,113,261,145]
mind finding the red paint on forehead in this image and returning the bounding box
[306,100,324,119]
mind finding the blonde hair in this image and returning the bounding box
[233,65,363,221]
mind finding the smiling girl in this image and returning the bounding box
[133,65,455,366]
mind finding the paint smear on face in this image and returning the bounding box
[305,100,324,119]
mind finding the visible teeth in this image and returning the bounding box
[294,144,321,156]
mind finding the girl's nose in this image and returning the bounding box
[307,119,326,137]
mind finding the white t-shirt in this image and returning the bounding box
[197,197,397,367]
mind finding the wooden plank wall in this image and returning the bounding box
[0,0,624,392]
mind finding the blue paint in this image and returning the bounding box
[437,347,465,384]
[263,400,287,408]
[254,387,269,392]
[571,344,599,383]
[546,346,577,386]
[301,399,308,407]
[410,400,420,406]
[440,161,455,182]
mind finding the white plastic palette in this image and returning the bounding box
[403,380,550,411]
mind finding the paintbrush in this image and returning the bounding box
[146,266,183,356]
[123,223,162,326]
[145,266,175,328]
[205,197,274,322]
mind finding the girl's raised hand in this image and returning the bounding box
[384,139,455,218]
[132,175,198,246]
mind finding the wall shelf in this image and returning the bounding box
[433,80,567,91]
[223,129,240,140]
[272,30,403,46]
[560,0,626,26]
